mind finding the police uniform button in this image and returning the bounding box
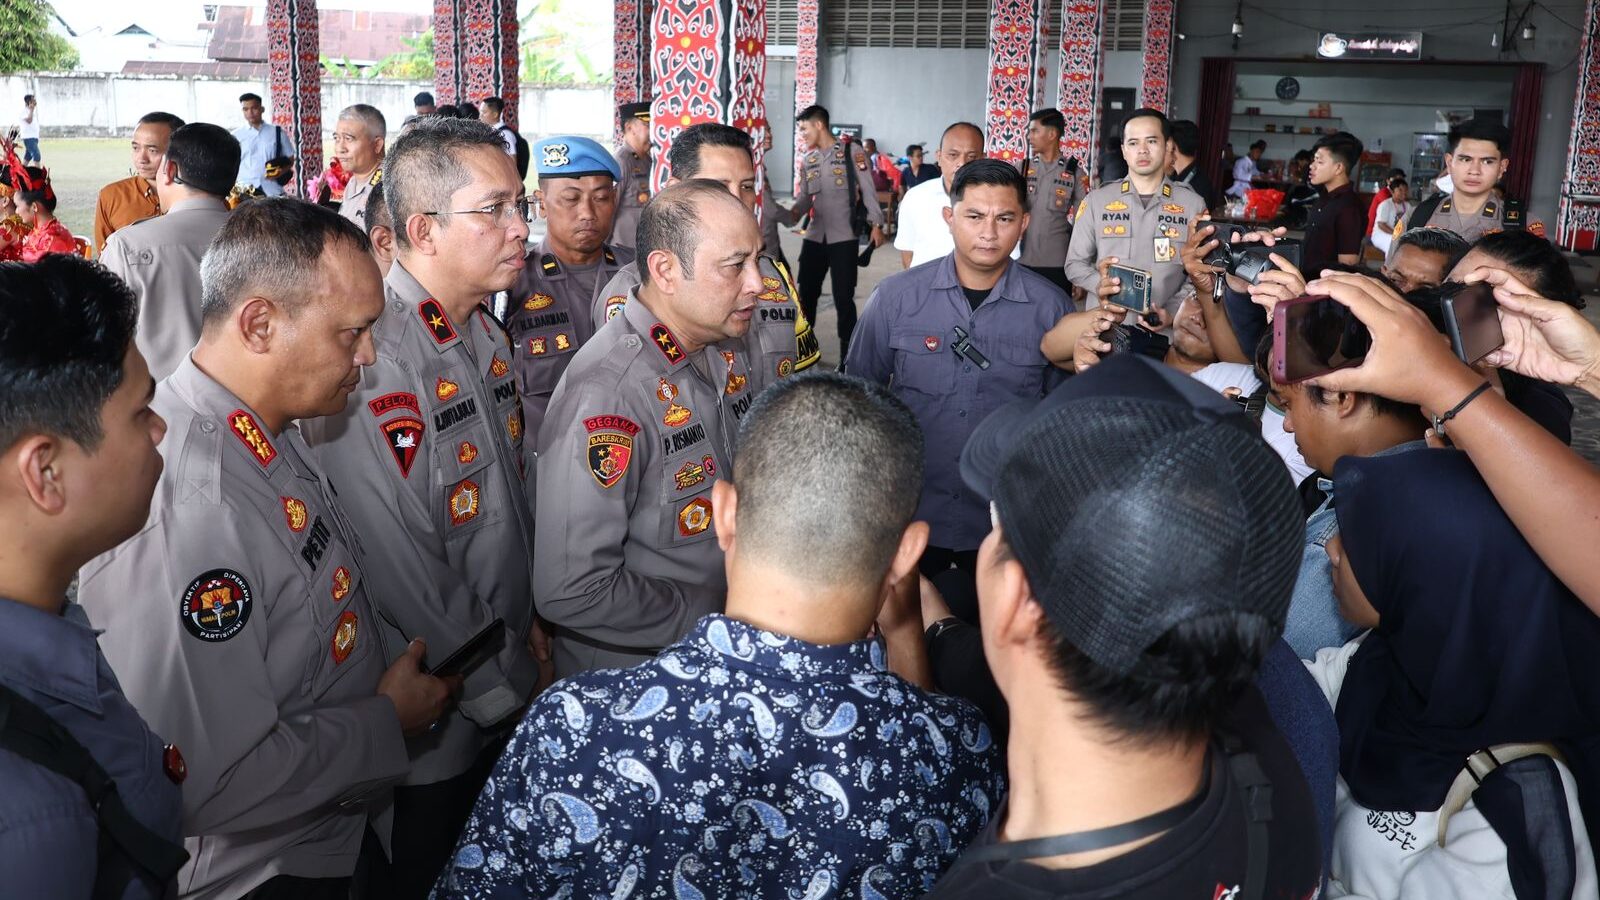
[622,335,641,349]
[200,420,216,434]
[391,301,405,314]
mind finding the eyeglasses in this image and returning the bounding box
[423,197,533,227]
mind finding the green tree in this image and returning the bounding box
[373,30,434,80]
[520,0,604,84]
[0,0,79,74]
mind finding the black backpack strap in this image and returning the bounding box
[0,683,189,883]
[1407,193,1446,233]
[1219,728,1273,900]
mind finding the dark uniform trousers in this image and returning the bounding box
[797,238,863,359]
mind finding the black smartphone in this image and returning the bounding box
[1105,323,1170,360]
[424,618,505,678]
[1438,281,1504,364]
[1272,295,1371,384]
[1106,263,1153,313]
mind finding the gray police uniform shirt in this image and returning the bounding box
[1065,176,1205,322]
[299,261,539,785]
[338,167,380,229]
[534,291,760,676]
[1018,154,1084,268]
[610,147,650,249]
[761,173,795,256]
[506,239,634,457]
[789,140,886,245]
[100,196,231,382]
[0,598,183,900]
[593,255,820,384]
[1386,193,1547,261]
[845,255,1073,551]
[78,358,410,899]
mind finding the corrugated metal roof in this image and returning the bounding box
[205,5,428,65]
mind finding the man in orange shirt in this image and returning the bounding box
[92,112,185,251]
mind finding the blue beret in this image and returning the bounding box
[534,136,621,181]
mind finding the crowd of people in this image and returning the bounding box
[0,82,1597,900]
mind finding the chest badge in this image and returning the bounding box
[674,459,707,491]
[721,350,747,395]
[331,566,351,602]
[657,377,693,427]
[924,336,941,352]
[435,377,459,402]
[529,336,548,355]
[524,293,554,311]
[162,744,186,784]
[490,356,509,378]
[331,610,358,664]
[448,479,481,526]
[678,497,713,536]
[507,410,524,444]
[282,497,308,533]
[555,333,572,352]
[1105,200,1129,212]
[457,441,479,464]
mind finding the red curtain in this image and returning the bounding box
[1198,58,1237,195]
[1505,62,1543,202]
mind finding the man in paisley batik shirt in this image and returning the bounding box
[433,373,1005,898]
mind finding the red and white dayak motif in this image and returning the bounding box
[614,0,651,143]
[267,0,321,197]
[434,0,519,123]
[985,0,1050,161]
[1559,0,1600,249]
[649,0,767,196]
[1057,0,1105,178]
[793,0,819,195]
[1139,0,1178,114]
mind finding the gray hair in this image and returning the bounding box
[200,198,371,327]
[733,373,925,587]
[384,116,507,249]
[637,179,746,286]
[338,103,386,139]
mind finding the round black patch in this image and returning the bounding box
[179,568,253,642]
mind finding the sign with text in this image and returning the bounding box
[1316,32,1423,60]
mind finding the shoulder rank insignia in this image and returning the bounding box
[650,323,685,365]
[228,409,276,467]
[419,299,456,344]
[1076,199,1088,219]
[1439,197,1454,213]
[541,254,561,276]
[369,168,382,187]
[1119,180,1132,194]
[603,247,617,266]
[1161,183,1173,198]
[1483,200,1499,218]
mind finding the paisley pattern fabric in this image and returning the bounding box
[432,614,1005,899]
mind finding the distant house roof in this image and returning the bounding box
[203,5,428,66]
[121,60,268,77]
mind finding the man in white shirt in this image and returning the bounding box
[19,94,40,164]
[895,122,1017,269]
[478,97,518,157]
[1228,139,1266,199]
[230,92,292,197]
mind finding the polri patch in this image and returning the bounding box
[588,431,634,488]
[180,569,253,643]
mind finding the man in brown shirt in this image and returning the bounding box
[93,112,184,251]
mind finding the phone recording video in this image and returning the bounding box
[1272,295,1371,384]
[1106,263,1153,314]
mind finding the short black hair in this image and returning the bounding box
[949,158,1027,207]
[1251,140,1269,153]
[796,104,829,126]
[1312,131,1364,178]
[436,104,459,118]
[906,143,923,157]
[1291,148,1313,164]
[480,96,505,115]
[1448,117,1512,156]
[667,123,752,179]
[1169,119,1201,157]
[137,111,185,130]
[166,123,241,198]
[365,179,391,231]
[200,199,370,327]
[0,255,138,452]
[637,179,746,286]
[1252,326,1422,424]
[17,167,54,212]
[385,116,507,249]
[239,92,262,105]
[1386,174,1408,190]
[1121,108,1171,141]
[1029,108,1065,136]
[1395,227,1471,273]
[734,372,924,587]
[413,91,434,106]
[1473,229,1585,308]
[23,94,34,104]
[457,102,479,120]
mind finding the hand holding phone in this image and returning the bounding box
[1106,263,1153,314]
[424,618,506,678]
[1272,295,1371,384]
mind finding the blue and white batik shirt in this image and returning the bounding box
[433,614,1005,899]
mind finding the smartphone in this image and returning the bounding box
[423,618,505,678]
[1106,263,1153,314]
[1272,295,1371,384]
[1438,281,1504,364]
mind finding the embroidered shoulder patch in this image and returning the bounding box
[382,417,425,478]
[180,569,253,643]
[368,392,419,417]
[650,323,685,364]
[228,410,276,467]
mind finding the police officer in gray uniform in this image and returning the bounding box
[1389,117,1545,260]
[101,123,237,383]
[507,136,633,454]
[297,118,539,897]
[0,257,186,900]
[1066,108,1205,328]
[593,123,821,386]
[790,104,886,358]
[1018,108,1084,296]
[611,101,652,250]
[333,104,385,229]
[536,181,765,676]
[79,201,452,900]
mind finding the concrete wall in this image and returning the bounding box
[0,73,612,142]
[1169,0,1585,213]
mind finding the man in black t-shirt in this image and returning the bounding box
[1302,131,1366,274]
[926,355,1323,899]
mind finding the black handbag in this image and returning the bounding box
[265,126,295,187]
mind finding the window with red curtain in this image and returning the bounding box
[1505,63,1543,202]
[1198,58,1237,195]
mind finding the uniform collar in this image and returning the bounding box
[529,240,622,280]
[1118,176,1176,198]
[164,195,228,215]
[166,356,288,479]
[928,252,1031,305]
[679,614,890,680]
[0,598,105,713]
[386,261,468,354]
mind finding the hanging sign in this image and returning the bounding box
[1316,32,1424,60]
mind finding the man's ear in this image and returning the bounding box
[403,212,436,255]
[1333,389,1361,419]
[645,249,678,291]
[158,157,178,188]
[712,479,738,553]
[236,297,277,353]
[942,205,954,227]
[11,435,67,515]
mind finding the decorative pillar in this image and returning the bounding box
[984,0,1050,161]
[793,0,818,194]
[648,0,768,194]
[433,0,520,121]
[1057,0,1105,178]
[266,0,321,196]
[1138,0,1177,114]
[614,0,652,143]
[1559,0,1600,251]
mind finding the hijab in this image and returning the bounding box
[1332,448,1600,838]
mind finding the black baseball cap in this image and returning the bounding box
[960,354,1303,675]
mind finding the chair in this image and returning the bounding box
[73,236,92,259]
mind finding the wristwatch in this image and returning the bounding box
[924,616,964,644]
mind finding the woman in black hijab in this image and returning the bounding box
[1326,447,1600,898]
